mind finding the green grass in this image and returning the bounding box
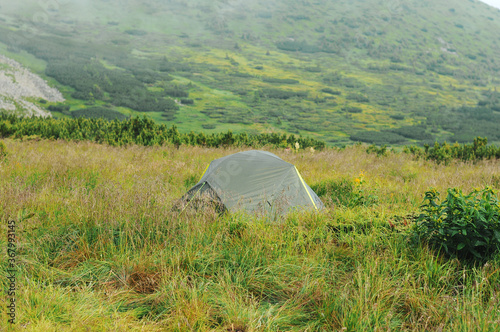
[0,139,499,330]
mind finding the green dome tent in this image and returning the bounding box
[182,150,324,215]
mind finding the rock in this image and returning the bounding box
[0,55,64,117]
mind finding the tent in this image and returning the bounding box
[182,150,324,215]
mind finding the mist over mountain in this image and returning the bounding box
[481,0,500,10]
[0,0,499,145]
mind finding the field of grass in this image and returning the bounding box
[1,138,499,331]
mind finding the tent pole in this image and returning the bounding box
[179,182,206,216]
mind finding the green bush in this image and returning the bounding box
[48,104,70,113]
[259,88,308,99]
[366,144,388,156]
[311,176,378,208]
[125,29,147,36]
[412,187,500,261]
[180,98,194,105]
[346,93,370,103]
[350,131,407,145]
[344,106,363,113]
[321,88,341,95]
[262,77,299,84]
[0,140,7,160]
[71,107,128,121]
[276,40,320,53]
[405,137,500,164]
[0,114,326,150]
[392,125,434,141]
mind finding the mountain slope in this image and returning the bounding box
[0,0,499,144]
[0,54,62,117]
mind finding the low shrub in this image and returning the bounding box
[259,88,308,99]
[71,107,128,121]
[180,98,194,105]
[350,131,407,145]
[311,173,378,208]
[346,93,370,103]
[262,77,299,84]
[404,137,500,164]
[0,140,7,160]
[412,187,500,261]
[366,144,388,157]
[344,106,363,113]
[48,104,70,113]
[321,88,341,95]
[201,124,216,130]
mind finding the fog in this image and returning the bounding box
[481,0,500,10]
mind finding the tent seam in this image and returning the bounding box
[198,164,210,183]
[294,166,318,210]
[179,182,206,216]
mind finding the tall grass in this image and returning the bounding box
[1,139,499,331]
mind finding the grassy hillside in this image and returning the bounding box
[1,139,499,330]
[0,0,499,145]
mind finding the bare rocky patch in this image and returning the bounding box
[0,54,64,117]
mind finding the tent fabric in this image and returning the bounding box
[183,150,324,215]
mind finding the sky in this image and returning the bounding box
[481,0,500,9]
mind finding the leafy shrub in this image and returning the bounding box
[71,107,128,121]
[164,87,189,98]
[276,40,321,53]
[0,119,12,138]
[412,188,500,261]
[350,131,407,145]
[392,125,434,141]
[132,69,161,84]
[321,88,341,95]
[403,137,500,163]
[0,114,326,149]
[262,77,299,84]
[288,15,310,21]
[125,29,147,36]
[201,124,216,130]
[311,174,378,208]
[340,77,365,89]
[305,66,322,73]
[256,12,272,19]
[344,106,363,113]
[390,114,405,120]
[366,144,388,156]
[48,104,70,113]
[180,98,194,105]
[0,140,7,160]
[230,72,253,78]
[259,88,308,99]
[346,93,370,103]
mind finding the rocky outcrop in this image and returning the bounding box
[0,54,64,117]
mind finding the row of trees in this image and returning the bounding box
[2,114,499,162]
[403,137,500,163]
[0,114,326,150]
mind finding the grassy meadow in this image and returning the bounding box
[1,138,500,331]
